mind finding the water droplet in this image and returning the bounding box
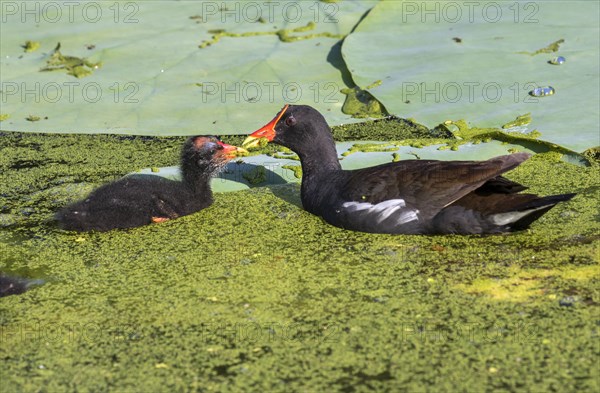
[529,86,555,97]
[549,56,565,65]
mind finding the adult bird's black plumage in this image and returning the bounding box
[56,136,245,232]
[243,105,576,234]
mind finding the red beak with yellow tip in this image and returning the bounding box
[218,141,248,159]
[242,105,289,149]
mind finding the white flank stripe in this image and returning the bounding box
[398,209,419,224]
[490,206,547,226]
[376,205,404,223]
[371,199,406,212]
[342,199,417,225]
[341,202,372,212]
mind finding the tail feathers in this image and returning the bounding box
[478,176,528,195]
[490,193,576,230]
[487,152,532,174]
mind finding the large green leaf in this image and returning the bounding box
[342,0,600,152]
[0,0,375,135]
[143,137,584,192]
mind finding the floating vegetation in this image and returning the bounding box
[282,164,303,179]
[271,152,300,161]
[502,113,532,129]
[40,43,102,78]
[439,115,590,165]
[199,21,344,48]
[242,165,267,185]
[519,38,565,55]
[582,146,600,162]
[340,86,388,119]
[242,136,272,151]
[436,143,461,151]
[0,123,597,391]
[366,80,382,89]
[22,40,40,52]
[341,142,399,157]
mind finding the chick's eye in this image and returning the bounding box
[205,142,219,155]
[285,115,297,127]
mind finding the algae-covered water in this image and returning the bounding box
[0,124,598,392]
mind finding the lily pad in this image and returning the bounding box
[140,136,587,192]
[0,1,376,135]
[342,1,600,152]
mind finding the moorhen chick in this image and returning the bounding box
[56,136,246,232]
[243,105,576,234]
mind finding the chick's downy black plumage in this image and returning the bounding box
[56,136,242,232]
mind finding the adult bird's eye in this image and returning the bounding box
[285,115,297,127]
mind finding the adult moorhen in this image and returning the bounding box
[243,105,576,234]
[56,136,246,232]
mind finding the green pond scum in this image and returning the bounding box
[438,117,590,165]
[199,21,345,48]
[518,38,566,56]
[242,165,267,185]
[22,40,40,53]
[365,80,383,89]
[341,142,398,157]
[340,86,389,119]
[583,146,600,162]
[0,121,598,392]
[40,43,101,79]
[25,115,41,122]
[281,165,303,179]
[502,113,532,129]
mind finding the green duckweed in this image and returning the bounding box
[0,125,597,392]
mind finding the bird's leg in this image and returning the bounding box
[150,195,180,223]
